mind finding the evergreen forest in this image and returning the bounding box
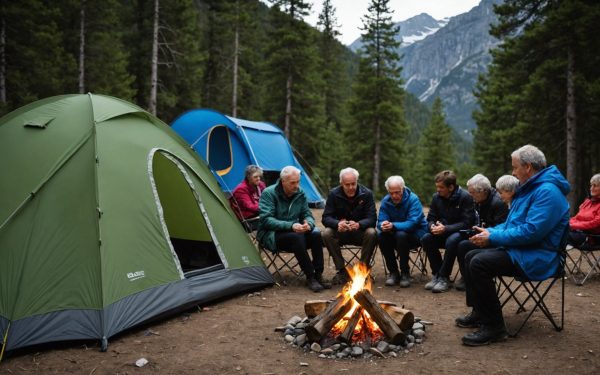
[1,0,598,207]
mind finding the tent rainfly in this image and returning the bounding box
[171,109,325,207]
[0,94,273,354]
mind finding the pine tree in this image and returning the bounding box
[348,0,406,195]
[415,97,457,200]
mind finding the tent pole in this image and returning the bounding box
[0,321,10,362]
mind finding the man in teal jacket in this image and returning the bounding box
[456,145,570,346]
[257,166,328,292]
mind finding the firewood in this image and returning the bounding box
[305,296,353,342]
[304,300,330,318]
[354,289,405,345]
[382,306,415,331]
[338,306,363,344]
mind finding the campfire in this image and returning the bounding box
[277,262,428,359]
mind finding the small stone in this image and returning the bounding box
[351,346,364,357]
[420,320,433,325]
[299,362,309,366]
[388,344,397,351]
[340,342,349,348]
[284,329,294,336]
[284,334,294,343]
[407,335,415,343]
[255,292,261,296]
[310,342,322,352]
[331,344,341,351]
[376,341,390,353]
[342,347,352,356]
[295,334,307,347]
[389,351,398,358]
[369,347,385,358]
[318,354,327,358]
[284,323,295,330]
[274,326,286,332]
[294,328,305,335]
[288,316,303,325]
[415,338,423,344]
[320,348,334,355]
[337,352,347,358]
[412,323,424,331]
[406,342,415,349]
[296,322,308,329]
[413,329,425,338]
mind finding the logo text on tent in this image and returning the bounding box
[127,270,145,281]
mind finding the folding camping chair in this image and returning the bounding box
[259,245,304,285]
[495,229,568,337]
[567,233,600,286]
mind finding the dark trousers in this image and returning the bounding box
[275,228,324,277]
[456,239,480,280]
[378,230,420,275]
[421,232,462,276]
[568,230,588,247]
[464,248,521,327]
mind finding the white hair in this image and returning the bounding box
[511,144,546,171]
[467,174,491,192]
[385,176,405,191]
[339,167,359,183]
[496,175,519,192]
[591,173,600,185]
[280,166,301,180]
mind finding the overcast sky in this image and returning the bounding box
[305,0,481,45]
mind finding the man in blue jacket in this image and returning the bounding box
[378,176,428,288]
[457,145,570,346]
[322,167,377,284]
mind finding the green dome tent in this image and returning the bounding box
[0,94,273,354]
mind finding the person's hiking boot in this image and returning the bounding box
[315,273,332,289]
[385,272,400,286]
[454,277,466,291]
[306,277,324,292]
[332,269,350,285]
[461,324,508,346]
[455,310,481,328]
[424,275,440,290]
[432,276,451,293]
[399,274,411,288]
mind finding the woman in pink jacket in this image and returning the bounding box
[569,173,600,246]
[232,165,266,220]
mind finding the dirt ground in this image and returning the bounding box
[3,209,600,375]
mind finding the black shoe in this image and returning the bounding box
[385,272,400,286]
[455,277,466,291]
[331,269,349,285]
[455,310,481,328]
[306,277,324,292]
[315,273,332,289]
[462,325,508,346]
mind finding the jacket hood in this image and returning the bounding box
[382,186,413,205]
[518,165,570,197]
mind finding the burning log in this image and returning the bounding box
[305,295,353,342]
[354,289,405,345]
[338,307,363,344]
[304,300,329,318]
[382,306,415,331]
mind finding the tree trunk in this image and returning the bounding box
[0,14,6,104]
[78,1,86,94]
[231,0,239,117]
[148,0,159,115]
[284,74,292,139]
[566,47,577,213]
[372,118,381,193]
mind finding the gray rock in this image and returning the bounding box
[284,323,295,330]
[342,347,352,356]
[376,341,390,353]
[413,329,425,338]
[296,322,308,329]
[295,334,307,347]
[294,328,305,335]
[388,351,398,358]
[406,342,415,349]
[351,346,364,357]
[337,352,347,358]
[299,362,309,367]
[331,343,341,351]
[369,347,386,358]
[415,338,423,344]
[407,334,415,343]
[318,354,327,358]
[274,326,286,332]
[284,334,294,343]
[287,316,303,325]
[320,348,334,355]
[412,322,424,331]
[388,344,397,351]
[284,328,294,336]
[310,342,321,352]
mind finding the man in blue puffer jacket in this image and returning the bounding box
[456,145,570,346]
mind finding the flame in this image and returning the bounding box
[329,262,384,343]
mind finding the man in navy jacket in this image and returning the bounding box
[322,167,377,284]
[457,145,570,346]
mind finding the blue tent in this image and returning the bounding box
[171,109,324,207]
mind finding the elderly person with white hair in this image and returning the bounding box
[322,167,377,284]
[495,175,520,208]
[456,145,570,346]
[257,166,328,292]
[568,173,600,247]
[453,174,509,291]
[377,176,428,287]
